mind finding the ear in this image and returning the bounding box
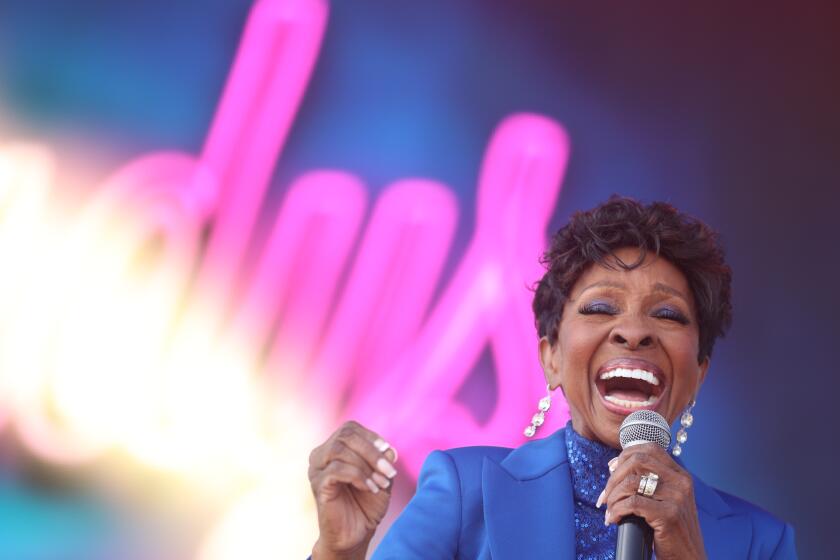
[538,336,562,390]
[695,356,710,395]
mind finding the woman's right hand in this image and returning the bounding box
[309,420,398,560]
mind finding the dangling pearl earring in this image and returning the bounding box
[524,384,552,438]
[672,399,696,457]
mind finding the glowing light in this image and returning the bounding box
[0,143,55,434]
[348,114,571,473]
[0,0,572,556]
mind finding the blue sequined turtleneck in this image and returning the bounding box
[564,421,621,560]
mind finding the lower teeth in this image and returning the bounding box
[604,394,655,408]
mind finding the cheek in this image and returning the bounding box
[557,324,602,392]
[665,332,703,396]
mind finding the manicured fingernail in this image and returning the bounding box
[365,478,380,494]
[373,438,390,453]
[608,458,618,472]
[596,489,606,509]
[377,457,397,479]
[390,446,398,462]
[604,510,610,525]
[371,472,390,489]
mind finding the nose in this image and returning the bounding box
[610,317,655,350]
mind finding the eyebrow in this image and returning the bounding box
[578,281,624,295]
[577,280,690,302]
[653,282,689,301]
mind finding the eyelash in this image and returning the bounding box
[578,302,690,325]
[653,307,690,325]
[579,302,618,315]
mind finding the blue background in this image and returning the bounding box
[1,0,837,557]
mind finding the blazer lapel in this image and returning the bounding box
[481,430,754,559]
[691,474,752,559]
[482,429,576,559]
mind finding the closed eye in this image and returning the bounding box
[653,307,689,325]
[579,301,619,315]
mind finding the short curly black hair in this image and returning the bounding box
[532,196,732,362]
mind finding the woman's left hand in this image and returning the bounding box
[599,442,707,560]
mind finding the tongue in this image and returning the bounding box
[607,389,650,402]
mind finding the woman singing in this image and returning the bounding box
[307,197,797,559]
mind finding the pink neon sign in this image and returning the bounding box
[4,0,572,478]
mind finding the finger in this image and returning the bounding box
[603,472,649,510]
[313,458,382,499]
[335,420,393,458]
[373,436,398,464]
[311,421,398,471]
[596,457,621,507]
[614,442,679,474]
[602,444,679,501]
[602,470,684,509]
[311,422,399,488]
[354,424,398,464]
[604,494,684,529]
[310,421,368,469]
[332,426,398,485]
[321,440,388,492]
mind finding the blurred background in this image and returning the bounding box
[0,0,837,557]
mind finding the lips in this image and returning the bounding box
[594,358,666,415]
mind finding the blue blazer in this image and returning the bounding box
[372,428,796,559]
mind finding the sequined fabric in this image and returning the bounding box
[564,422,620,560]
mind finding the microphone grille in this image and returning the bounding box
[619,410,671,450]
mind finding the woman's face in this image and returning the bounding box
[539,247,709,449]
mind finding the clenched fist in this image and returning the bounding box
[309,421,398,560]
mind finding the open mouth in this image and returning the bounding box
[595,361,665,414]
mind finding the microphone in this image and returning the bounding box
[615,410,672,560]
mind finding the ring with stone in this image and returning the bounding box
[641,472,659,497]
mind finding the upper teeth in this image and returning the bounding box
[600,368,659,386]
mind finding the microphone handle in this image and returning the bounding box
[615,514,653,560]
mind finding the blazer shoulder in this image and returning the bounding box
[713,488,797,559]
[441,444,513,464]
[437,445,513,487]
[371,446,513,559]
[716,489,787,529]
